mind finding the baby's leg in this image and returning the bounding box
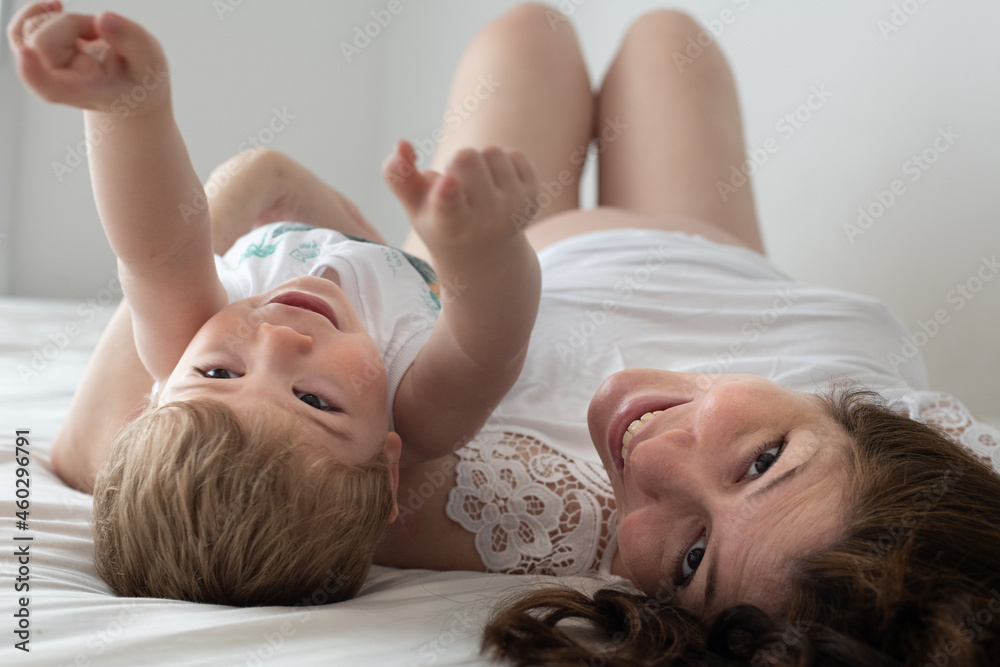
[400,2,593,259]
[209,149,384,251]
[594,10,764,254]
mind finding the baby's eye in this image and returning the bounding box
[296,392,334,412]
[201,368,240,379]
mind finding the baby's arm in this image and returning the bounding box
[8,3,226,380]
[384,141,541,465]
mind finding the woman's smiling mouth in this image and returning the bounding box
[608,398,691,478]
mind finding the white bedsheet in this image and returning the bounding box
[0,298,599,667]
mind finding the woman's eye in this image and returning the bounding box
[672,441,784,589]
[680,535,707,585]
[746,442,784,480]
[202,368,240,379]
[296,392,334,412]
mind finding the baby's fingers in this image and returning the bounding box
[428,172,464,215]
[481,146,519,192]
[16,35,113,106]
[7,0,61,53]
[445,148,493,207]
[509,150,540,189]
[27,12,100,71]
[382,140,418,187]
[383,140,432,218]
[92,11,163,74]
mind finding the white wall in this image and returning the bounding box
[0,0,18,294]
[2,0,997,419]
[3,0,390,299]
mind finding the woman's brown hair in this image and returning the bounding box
[92,398,394,606]
[483,387,1000,666]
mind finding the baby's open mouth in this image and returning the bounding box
[268,291,339,329]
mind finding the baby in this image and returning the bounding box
[9,2,541,605]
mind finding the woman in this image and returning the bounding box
[51,3,1000,664]
[379,7,1000,664]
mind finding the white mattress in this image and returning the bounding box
[0,297,600,666]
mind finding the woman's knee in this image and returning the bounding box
[497,2,568,28]
[619,9,728,73]
[477,2,580,53]
[625,9,705,42]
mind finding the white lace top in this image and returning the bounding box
[446,431,619,576]
[441,229,999,579]
[898,391,1000,468]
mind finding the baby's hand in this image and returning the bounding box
[382,140,540,262]
[7,1,168,114]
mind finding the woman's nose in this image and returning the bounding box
[628,428,704,501]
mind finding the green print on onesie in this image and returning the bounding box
[381,247,403,277]
[421,285,441,313]
[236,240,277,266]
[290,241,320,263]
[236,223,315,267]
[235,224,440,293]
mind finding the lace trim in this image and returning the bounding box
[445,431,618,577]
[902,391,1000,470]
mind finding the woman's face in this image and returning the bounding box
[588,370,853,621]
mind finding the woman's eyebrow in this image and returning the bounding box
[703,555,717,615]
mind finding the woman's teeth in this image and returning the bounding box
[621,410,663,461]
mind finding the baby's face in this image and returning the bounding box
[159,276,391,464]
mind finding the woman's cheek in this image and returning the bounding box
[616,509,666,592]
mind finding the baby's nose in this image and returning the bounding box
[258,322,314,354]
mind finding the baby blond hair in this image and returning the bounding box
[92,398,394,606]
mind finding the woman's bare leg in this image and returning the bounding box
[400,2,594,260]
[594,10,764,253]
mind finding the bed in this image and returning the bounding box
[3,296,998,667]
[0,297,613,667]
